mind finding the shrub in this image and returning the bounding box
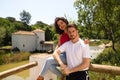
[0,52,30,65]
[92,46,120,66]
[89,71,120,80]
[11,47,20,52]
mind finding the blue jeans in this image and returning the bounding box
[39,52,67,77]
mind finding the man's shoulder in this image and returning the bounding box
[79,39,84,45]
[65,40,71,44]
[79,39,88,47]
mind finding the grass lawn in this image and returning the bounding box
[0,60,29,79]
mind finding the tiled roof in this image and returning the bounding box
[33,29,44,32]
[12,29,44,35]
[13,31,35,35]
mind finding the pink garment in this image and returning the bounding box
[60,33,70,45]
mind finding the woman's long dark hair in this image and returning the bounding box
[54,17,68,35]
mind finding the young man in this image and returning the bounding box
[53,24,90,80]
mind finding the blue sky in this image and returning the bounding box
[0,0,78,24]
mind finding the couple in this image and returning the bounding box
[37,17,90,80]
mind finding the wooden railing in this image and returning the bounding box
[90,64,120,75]
[0,61,37,79]
[0,62,120,79]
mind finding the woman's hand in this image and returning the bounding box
[84,39,89,44]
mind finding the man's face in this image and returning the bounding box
[67,27,78,40]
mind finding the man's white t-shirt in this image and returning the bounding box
[57,38,90,70]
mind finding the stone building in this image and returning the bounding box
[12,29,55,52]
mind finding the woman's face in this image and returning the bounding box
[57,20,67,31]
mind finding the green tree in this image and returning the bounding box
[20,10,32,31]
[45,27,52,41]
[20,10,31,24]
[74,0,99,38]
[74,0,120,51]
[6,17,16,22]
[45,27,55,41]
[0,17,14,45]
[34,21,48,30]
[96,0,120,51]
[0,27,5,46]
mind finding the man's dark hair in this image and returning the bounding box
[54,17,68,34]
[67,24,78,31]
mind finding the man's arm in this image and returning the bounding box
[70,58,90,72]
[64,58,90,75]
[53,50,67,70]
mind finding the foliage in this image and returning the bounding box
[0,52,30,65]
[94,0,120,51]
[45,27,52,41]
[89,40,101,46]
[6,17,16,22]
[0,17,15,46]
[74,0,120,51]
[74,0,98,38]
[0,15,56,46]
[20,10,31,24]
[89,71,120,80]
[32,21,56,41]
[33,21,48,29]
[89,39,110,46]
[0,27,6,46]
[0,17,33,46]
[90,42,120,79]
[19,10,32,31]
[92,43,120,66]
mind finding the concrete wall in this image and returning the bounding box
[12,34,37,52]
[29,54,57,80]
[36,32,45,51]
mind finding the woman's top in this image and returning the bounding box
[60,33,70,45]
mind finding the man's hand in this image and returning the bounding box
[63,67,71,75]
[60,63,67,71]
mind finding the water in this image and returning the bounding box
[90,46,105,59]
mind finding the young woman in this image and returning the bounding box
[37,17,69,80]
[37,17,89,80]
